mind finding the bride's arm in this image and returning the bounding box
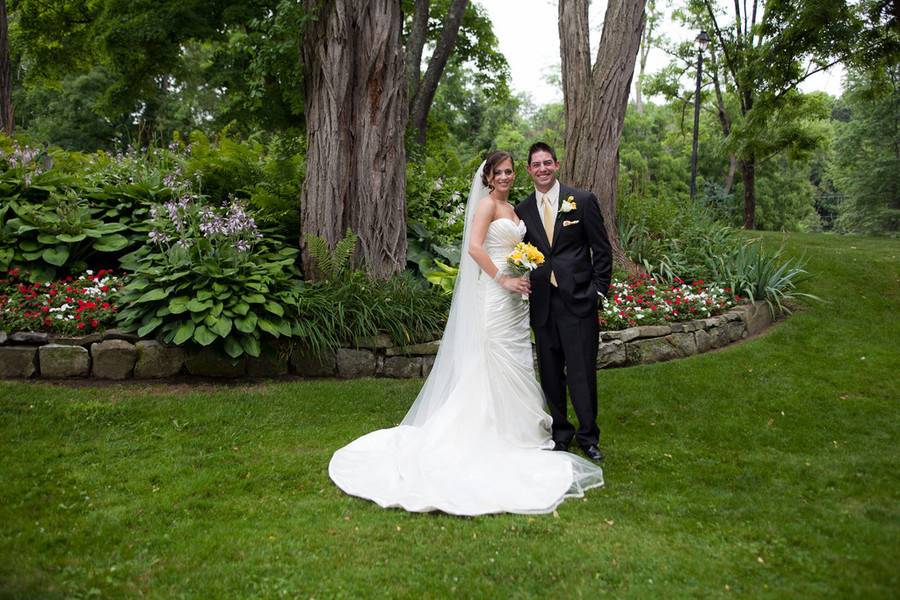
[468,198,530,294]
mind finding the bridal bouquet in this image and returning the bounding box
[506,242,544,302]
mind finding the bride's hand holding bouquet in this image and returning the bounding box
[505,242,544,302]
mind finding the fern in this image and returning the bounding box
[304,229,358,280]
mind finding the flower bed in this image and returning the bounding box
[0,269,122,335]
[599,273,740,330]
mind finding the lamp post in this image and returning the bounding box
[690,30,710,201]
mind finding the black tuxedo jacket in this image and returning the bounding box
[514,183,612,328]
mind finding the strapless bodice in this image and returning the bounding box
[485,218,526,267]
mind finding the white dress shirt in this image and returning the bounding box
[536,179,560,223]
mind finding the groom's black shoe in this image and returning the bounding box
[580,445,604,462]
[552,441,570,452]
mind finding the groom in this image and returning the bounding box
[515,142,612,462]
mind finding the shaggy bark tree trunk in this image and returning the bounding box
[559,0,645,271]
[0,0,13,135]
[409,0,467,145]
[300,0,408,279]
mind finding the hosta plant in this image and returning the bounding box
[114,184,303,359]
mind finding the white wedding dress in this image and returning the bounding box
[328,166,604,516]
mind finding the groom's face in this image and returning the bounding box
[527,150,560,190]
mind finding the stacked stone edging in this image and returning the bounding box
[0,301,776,381]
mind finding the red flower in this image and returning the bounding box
[77,322,85,330]
[100,285,109,292]
[40,305,50,313]
[90,319,99,328]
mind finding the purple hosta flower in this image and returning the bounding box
[149,228,169,244]
[168,141,179,152]
[163,173,178,187]
[149,205,160,220]
[199,206,225,237]
[162,200,187,233]
[176,238,191,250]
[235,239,251,252]
[224,201,258,237]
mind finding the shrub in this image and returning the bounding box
[114,181,303,359]
[301,231,450,352]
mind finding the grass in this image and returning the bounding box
[1,232,898,598]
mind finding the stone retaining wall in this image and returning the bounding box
[0,302,775,381]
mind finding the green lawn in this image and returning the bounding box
[1,232,898,598]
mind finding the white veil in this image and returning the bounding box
[401,162,489,427]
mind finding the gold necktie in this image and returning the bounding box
[541,194,558,287]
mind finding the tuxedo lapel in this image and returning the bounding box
[552,183,569,243]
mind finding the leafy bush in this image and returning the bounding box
[114,184,303,359]
[620,201,817,313]
[0,268,122,335]
[705,240,818,315]
[300,230,450,352]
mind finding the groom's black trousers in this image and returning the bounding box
[533,286,600,448]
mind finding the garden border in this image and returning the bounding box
[0,301,777,381]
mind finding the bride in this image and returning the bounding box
[329,152,604,515]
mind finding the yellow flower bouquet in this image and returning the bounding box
[506,242,544,302]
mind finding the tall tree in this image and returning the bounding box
[408,0,468,145]
[831,62,900,234]
[635,0,663,113]
[0,0,12,134]
[698,0,886,228]
[559,0,646,269]
[300,0,408,279]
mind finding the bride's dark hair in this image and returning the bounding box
[481,151,514,189]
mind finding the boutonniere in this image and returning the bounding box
[560,195,577,213]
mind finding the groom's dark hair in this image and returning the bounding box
[527,142,558,165]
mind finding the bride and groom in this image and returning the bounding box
[329,142,613,515]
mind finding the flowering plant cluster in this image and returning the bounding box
[0,141,50,188]
[0,268,122,335]
[599,273,740,330]
[145,176,262,267]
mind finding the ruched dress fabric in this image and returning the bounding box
[328,219,604,515]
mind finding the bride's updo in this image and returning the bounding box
[481,151,514,189]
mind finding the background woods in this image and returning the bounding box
[0,0,895,288]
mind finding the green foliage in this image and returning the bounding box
[830,63,900,235]
[705,239,819,315]
[303,229,450,349]
[300,270,449,351]
[113,180,302,358]
[0,142,137,280]
[619,198,815,312]
[179,131,304,238]
[304,230,358,281]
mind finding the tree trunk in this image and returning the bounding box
[410,0,468,145]
[559,0,645,271]
[0,0,14,135]
[723,154,737,195]
[301,0,408,279]
[634,0,657,114]
[741,155,756,229]
[405,0,429,106]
